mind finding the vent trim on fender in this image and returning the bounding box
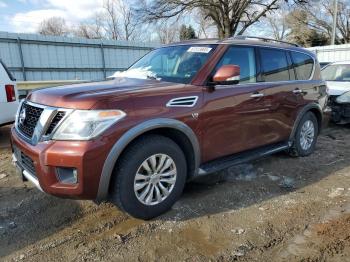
[166,96,199,107]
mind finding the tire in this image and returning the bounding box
[110,135,187,220]
[289,112,319,157]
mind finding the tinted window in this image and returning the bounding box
[260,48,290,82]
[215,46,256,83]
[291,52,314,80]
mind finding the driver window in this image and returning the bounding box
[215,46,257,83]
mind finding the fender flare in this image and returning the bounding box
[96,118,200,201]
[289,103,323,141]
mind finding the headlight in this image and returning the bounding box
[336,91,350,104]
[52,110,126,140]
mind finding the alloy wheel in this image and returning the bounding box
[300,120,315,150]
[134,154,177,206]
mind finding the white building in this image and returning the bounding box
[307,44,350,64]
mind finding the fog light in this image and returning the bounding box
[56,167,78,184]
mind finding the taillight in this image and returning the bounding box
[5,85,16,102]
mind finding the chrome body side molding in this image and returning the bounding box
[166,96,199,107]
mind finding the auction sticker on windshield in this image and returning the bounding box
[187,47,212,53]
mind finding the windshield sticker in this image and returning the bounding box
[187,47,212,53]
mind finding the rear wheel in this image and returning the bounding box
[110,135,187,219]
[289,112,318,157]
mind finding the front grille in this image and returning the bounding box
[18,102,44,138]
[21,151,36,176]
[327,95,337,106]
[45,111,66,135]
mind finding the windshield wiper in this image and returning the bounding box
[147,75,158,80]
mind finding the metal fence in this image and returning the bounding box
[307,44,350,63]
[0,32,158,81]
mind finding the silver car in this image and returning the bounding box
[322,61,350,124]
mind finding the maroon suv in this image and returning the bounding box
[11,36,328,219]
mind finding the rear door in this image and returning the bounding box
[289,51,320,111]
[255,47,301,142]
[0,60,18,125]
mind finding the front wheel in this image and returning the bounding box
[289,112,319,157]
[110,135,187,219]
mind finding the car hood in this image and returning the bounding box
[326,81,350,96]
[28,77,180,110]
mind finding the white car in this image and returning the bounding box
[322,61,350,124]
[0,60,19,126]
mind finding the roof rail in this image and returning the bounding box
[230,35,300,47]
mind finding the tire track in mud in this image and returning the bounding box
[2,125,350,261]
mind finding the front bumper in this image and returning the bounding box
[328,96,350,124]
[13,152,43,191]
[11,127,112,199]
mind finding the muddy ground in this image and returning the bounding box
[1,124,350,262]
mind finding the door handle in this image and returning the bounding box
[250,92,264,98]
[293,88,303,94]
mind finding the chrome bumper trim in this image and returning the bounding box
[12,153,43,192]
[23,170,43,192]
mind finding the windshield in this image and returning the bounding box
[112,45,217,84]
[321,64,350,81]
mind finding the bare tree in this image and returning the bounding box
[195,10,215,38]
[286,9,328,46]
[295,1,333,39]
[333,0,350,43]
[38,17,68,36]
[137,0,287,38]
[103,0,120,39]
[101,0,140,41]
[265,8,289,40]
[289,0,350,43]
[117,0,139,40]
[155,21,180,43]
[73,14,105,39]
[73,24,103,39]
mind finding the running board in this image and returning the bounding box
[196,141,291,177]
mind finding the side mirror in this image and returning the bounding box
[212,65,240,85]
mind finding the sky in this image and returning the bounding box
[0,0,104,33]
[0,0,281,39]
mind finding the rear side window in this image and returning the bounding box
[291,52,314,80]
[260,48,291,82]
[215,46,257,83]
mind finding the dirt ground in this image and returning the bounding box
[1,124,350,262]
